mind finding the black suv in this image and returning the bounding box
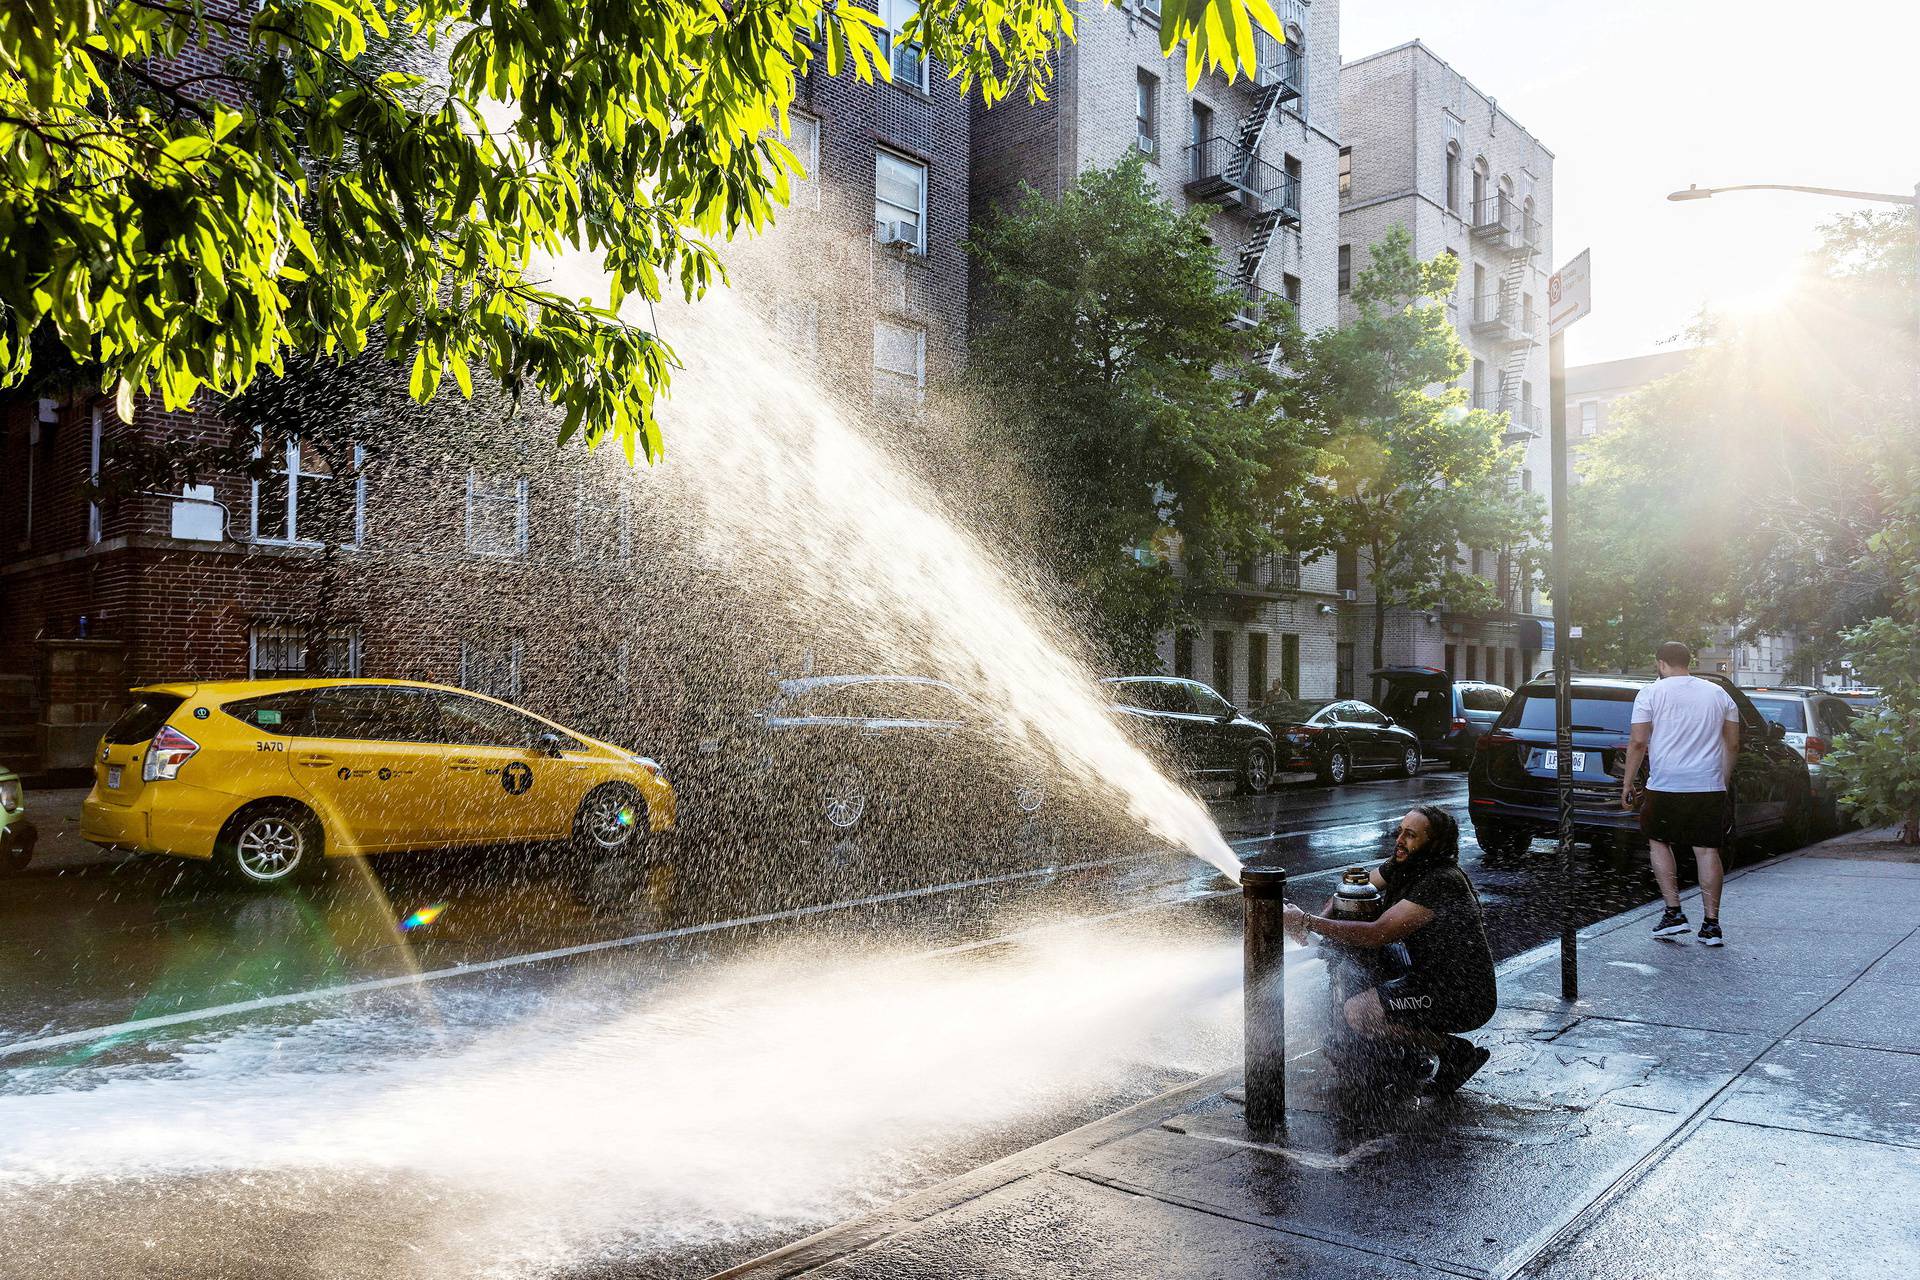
[1372,667,1513,767]
[1102,677,1278,794]
[1466,673,1812,856]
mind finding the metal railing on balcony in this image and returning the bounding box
[1469,393,1543,438]
[1250,28,1303,97]
[1218,272,1276,329]
[1228,554,1304,594]
[1469,197,1542,253]
[1469,294,1541,342]
[1186,136,1292,214]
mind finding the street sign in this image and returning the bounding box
[1548,249,1591,335]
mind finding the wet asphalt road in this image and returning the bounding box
[0,767,1740,1280]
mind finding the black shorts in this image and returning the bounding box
[1642,789,1729,849]
[1376,973,1494,1034]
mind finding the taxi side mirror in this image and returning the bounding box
[536,731,566,757]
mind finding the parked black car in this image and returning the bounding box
[1252,698,1423,785]
[1371,667,1513,767]
[739,675,1049,835]
[1101,677,1277,794]
[1466,673,1813,857]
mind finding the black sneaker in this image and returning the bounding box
[1651,907,1691,939]
[1698,919,1724,947]
[1424,1037,1491,1096]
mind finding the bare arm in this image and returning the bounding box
[1286,898,1433,948]
[1721,720,1740,789]
[1622,721,1651,808]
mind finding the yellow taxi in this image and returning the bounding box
[82,679,676,886]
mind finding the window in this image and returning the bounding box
[1580,402,1601,436]
[1140,0,1161,18]
[1280,633,1299,698]
[1211,631,1234,703]
[1463,685,1513,713]
[1336,643,1355,698]
[1189,101,1211,166]
[1110,679,1187,714]
[1464,646,1478,680]
[460,633,523,701]
[88,406,103,545]
[224,690,317,737]
[253,439,364,546]
[1445,142,1461,213]
[1471,158,1488,217]
[1471,547,1487,576]
[1347,703,1388,727]
[1173,628,1195,678]
[573,470,633,564]
[466,469,528,557]
[1338,146,1352,198]
[1522,292,1535,334]
[249,622,362,678]
[873,148,927,251]
[1445,643,1457,677]
[1135,70,1159,157]
[1191,680,1234,718]
[1471,357,1486,404]
[873,319,926,398]
[1248,633,1269,705]
[438,690,550,748]
[1283,272,1301,309]
[1336,545,1357,592]
[875,0,928,91]
[775,297,821,363]
[1337,244,1352,293]
[1507,688,1639,734]
[1283,152,1301,209]
[785,112,821,211]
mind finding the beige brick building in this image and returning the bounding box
[970,0,1346,706]
[1338,40,1556,695]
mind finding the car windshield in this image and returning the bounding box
[1506,687,1640,733]
[1747,697,1807,733]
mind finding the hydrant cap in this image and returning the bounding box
[1240,861,1288,898]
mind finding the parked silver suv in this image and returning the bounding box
[1744,687,1857,834]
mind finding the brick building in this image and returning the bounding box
[970,0,1347,707]
[0,16,972,773]
[1338,40,1556,693]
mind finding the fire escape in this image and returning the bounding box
[1184,27,1302,334]
[1466,194,1544,440]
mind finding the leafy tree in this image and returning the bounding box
[1825,432,1920,844]
[1,0,1285,459]
[965,155,1320,667]
[1276,227,1543,681]
[1567,210,1915,671]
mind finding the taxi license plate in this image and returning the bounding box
[1534,749,1587,772]
[107,765,122,789]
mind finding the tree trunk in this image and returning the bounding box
[1903,810,1919,846]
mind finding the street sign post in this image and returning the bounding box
[1548,249,1590,1002]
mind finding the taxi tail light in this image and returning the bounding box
[143,724,200,781]
[1805,735,1829,764]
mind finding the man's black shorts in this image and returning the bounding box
[1642,789,1730,849]
[1376,973,1494,1034]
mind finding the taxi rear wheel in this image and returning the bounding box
[218,801,322,887]
[574,784,646,858]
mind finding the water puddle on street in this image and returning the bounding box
[0,925,1240,1278]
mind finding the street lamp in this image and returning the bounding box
[1667,179,1920,335]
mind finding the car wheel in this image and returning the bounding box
[1238,745,1274,796]
[821,764,870,833]
[1398,745,1421,778]
[1473,820,1531,858]
[217,801,322,887]
[1319,747,1352,787]
[574,783,646,857]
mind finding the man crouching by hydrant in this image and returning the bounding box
[1284,806,1497,1095]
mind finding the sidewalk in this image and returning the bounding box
[717,827,1920,1280]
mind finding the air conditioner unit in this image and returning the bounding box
[874,221,918,250]
[1341,588,1358,602]
[1137,134,1156,155]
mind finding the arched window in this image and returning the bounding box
[1498,175,1515,225]
[1471,158,1489,221]
[1445,141,1462,214]
[1284,24,1306,105]
[1521,194,1536,241]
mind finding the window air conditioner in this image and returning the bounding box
[874,221,918,249]
[1137,134,1156,155]
[1341,588,1358,602]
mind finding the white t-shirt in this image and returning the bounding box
[1631,675,1740,793]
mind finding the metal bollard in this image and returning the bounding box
[1241,861,1288,1142]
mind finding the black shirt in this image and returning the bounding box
[1390,863,1497,1016]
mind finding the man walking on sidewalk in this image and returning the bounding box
[1622,641,1741,946]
